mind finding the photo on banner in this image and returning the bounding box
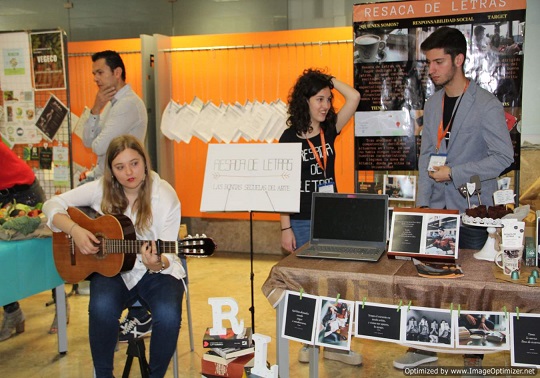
[352,0,525,171]
[314,296,355,351]
[401,306,454,348]
[453,310,509,351]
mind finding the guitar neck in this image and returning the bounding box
[104,239,178,255]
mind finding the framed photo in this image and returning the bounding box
[388,208,460,260]
[383,174,416,202]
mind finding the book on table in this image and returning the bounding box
[202,347,255,365]
[210,346,255,360]
[202,327,253,349]
[200,352,254,378]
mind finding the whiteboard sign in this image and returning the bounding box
[200,143,301,213]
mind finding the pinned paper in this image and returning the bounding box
[493,189,515,205]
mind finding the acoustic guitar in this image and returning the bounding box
[52,207,216,283]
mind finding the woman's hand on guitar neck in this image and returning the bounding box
[141,241,167,272]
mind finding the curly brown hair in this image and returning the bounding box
[286,68,337,135]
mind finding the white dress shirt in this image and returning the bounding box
[43,171,184,290]
[83,84,148,178]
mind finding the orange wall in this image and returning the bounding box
[68,29,373,220]
[168,27,363,220]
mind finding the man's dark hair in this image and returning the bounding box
[420,27,467,63]
[91,50,126,81]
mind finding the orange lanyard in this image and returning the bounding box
[306,130,327,178]
[436,80,469,153]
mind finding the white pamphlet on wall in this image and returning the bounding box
[200,143,301,213]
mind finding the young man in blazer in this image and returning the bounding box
[394,26,514,370]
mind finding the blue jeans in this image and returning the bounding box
[291,219,310,250]
[89,272,184,378]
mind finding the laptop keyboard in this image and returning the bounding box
[307,245,383,258]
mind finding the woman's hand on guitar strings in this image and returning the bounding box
[72,225,100,255]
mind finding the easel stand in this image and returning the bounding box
[199,143,303,334]
[122,338,149,378]
[249,211,255,333]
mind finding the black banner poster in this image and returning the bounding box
[353,1,526,171]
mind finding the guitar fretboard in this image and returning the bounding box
[102,239,179,255]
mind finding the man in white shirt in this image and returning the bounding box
[80,50,150,340]
[82,50,147,180]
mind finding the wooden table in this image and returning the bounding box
[262,249,540,377]
[0,238,67,353]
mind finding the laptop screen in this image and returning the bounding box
[310,193,388,246]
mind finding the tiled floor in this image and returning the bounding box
[0,252,524,377]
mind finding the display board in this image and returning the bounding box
[353,0,525,172]
[0,29,72,199]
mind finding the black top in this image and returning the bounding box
[279,125,339,220]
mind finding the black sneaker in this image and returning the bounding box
[118,316,152,343]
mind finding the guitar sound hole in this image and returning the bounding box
[95,235,106,260]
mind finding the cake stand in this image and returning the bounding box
[461,215,503,261]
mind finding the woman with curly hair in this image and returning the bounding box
[278,70,361,365]
[279,69,360,254]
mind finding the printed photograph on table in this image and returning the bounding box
[401,307,454,348]
[424,215,459,257]
[383,175,416,202]
[315,296,354,350]
[453,311,509,351]
[281,290,320,345]
[354,302,401,343]
[388,209,460,259]
[510,313,540,368]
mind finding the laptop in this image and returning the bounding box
[296,193,389,262]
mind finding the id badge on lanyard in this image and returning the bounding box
[428,153,447,172]
[306,130,334,193]
[318,182,334,193]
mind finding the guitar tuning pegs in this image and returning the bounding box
[195,233,200,238]
[201,233,207,237]
[186,234,193,239]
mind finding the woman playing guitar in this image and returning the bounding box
[43,135,184,378]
